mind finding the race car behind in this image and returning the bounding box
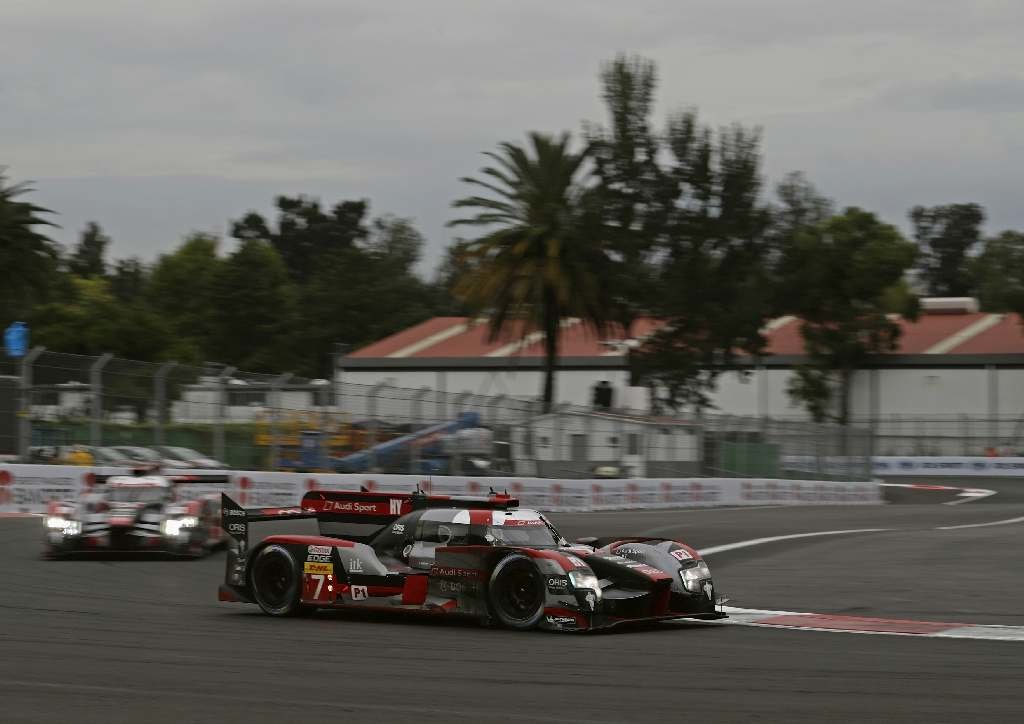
[43,471,225,558]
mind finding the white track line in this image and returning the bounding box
[698,528,889,556]
[935,515,1024,530]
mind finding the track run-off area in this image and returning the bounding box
[2,489,1023,723]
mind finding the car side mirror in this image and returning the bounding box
[575,536,597,545]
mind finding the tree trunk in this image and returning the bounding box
[839,366,852,459]
[541,291,559,414]
[838,367,851,426]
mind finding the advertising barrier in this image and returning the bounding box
[872,456,1024,477]
[0,463,881,515]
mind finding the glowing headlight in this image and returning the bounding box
[45,517,81,536]
[568,569,601,595]
[680,561,711,593]
[161,516,199,536]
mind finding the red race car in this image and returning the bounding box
[218,487,725,632]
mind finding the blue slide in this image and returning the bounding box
[331,411,481,473]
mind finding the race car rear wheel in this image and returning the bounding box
[250,544,304,616]
[488,554,545,630]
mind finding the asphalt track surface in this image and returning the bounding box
[2,494,1023,723]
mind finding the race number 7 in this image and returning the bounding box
[302,573,335,603]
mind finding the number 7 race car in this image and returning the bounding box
[217,488,726,632]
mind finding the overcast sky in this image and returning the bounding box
[4,0,1023,276]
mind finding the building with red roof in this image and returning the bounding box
[339,299,1024,428]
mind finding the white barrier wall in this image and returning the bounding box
[0,464,880,514]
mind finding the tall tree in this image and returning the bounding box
[449,132,611,412]
[910,203,985,297]
[972,231,1024,312]
[146,233,222,364]
[586,54,672,330]
[630,111,774,409]
[68,221,110,278]
[109,257,148,304]
[0,169,59,322]
[209,239,297,372]
[779,207,918,423]
[231,197,369,283]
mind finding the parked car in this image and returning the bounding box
[112,446,190,469]
[153,446,226,470]
[89,446,138,467]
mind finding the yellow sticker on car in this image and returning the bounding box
[304,562,333,575]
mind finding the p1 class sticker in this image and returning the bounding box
[351,585,368,601]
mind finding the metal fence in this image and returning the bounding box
[1,349,873,480]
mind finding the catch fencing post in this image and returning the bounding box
[214,367,236,465]
[269,373,293,471]
[410,386,430,474]
[18,346,45,458]
[367,381,390,471]
[89,353,113,447]
[153,362,177,446]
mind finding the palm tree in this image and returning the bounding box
[449,132,610,412]
[0,169,58,321]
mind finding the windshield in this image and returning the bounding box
[107,486,169,503]
[485,521,561,547]
[166,447,201,460]
[121,447,161,461]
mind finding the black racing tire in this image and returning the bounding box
[488,554,546,630]
[249,544,305,617]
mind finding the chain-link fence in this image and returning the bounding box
[3,349,873,479]
[859,415,1024,457]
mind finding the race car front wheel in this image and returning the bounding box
[250,544,304,616]
[488,554,546,630]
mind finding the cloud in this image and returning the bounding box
[3,0,1024,271]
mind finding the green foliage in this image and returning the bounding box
[450,131,612,410]
[109,257,148,304]
[585,54,672,328]
[0,169,60,322]
[231,197,369,283]
[68,221,110,279]
[582,56,774,409]
[779,207,918,422]
[208,238,297,372]
[910,203,985,297]
[145,232,222,364]
[972,231,1024,313]
[30,277,171,360]
[634,113,774,409]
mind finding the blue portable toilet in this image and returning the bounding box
[299,430,324,469]
[4,321,28,357]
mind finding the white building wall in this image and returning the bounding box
[339,365,1010,423]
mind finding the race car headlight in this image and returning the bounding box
[568,569,602,597]
[45,517,81,536]
[680,561,711,593]
[161,516,199,537]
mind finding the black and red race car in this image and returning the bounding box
[43,472,225,558]
[218,488,725,631]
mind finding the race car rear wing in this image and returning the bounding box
[221,488,522,550]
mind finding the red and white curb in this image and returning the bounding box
[703,606,1024,642]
